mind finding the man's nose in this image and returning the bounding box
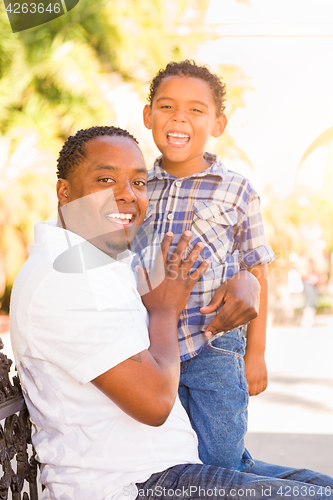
[115,181,137,202]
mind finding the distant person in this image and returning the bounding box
[10,126,333,499]
[298,242,328,327]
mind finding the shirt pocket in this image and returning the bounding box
[192,201,238,264]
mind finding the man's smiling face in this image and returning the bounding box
[56,135,148,258]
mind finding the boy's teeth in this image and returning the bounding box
[167,132,190,146]
[168,133,189,138]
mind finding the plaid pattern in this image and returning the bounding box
[133,153,275,361]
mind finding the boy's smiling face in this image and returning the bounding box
[143,76,227,177]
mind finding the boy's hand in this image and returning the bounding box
[244,350,268,396]
[139,231,209,316]
[200,270,260,337]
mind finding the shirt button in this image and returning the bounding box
[175,181,181,187]
[167,213,174,220]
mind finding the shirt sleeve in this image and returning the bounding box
[234,192,275,269]
[27,261,149,385]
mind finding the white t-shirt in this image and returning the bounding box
[10,221,200,500]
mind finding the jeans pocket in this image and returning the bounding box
[207,328,246,358]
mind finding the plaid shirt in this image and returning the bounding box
[133,153,275,361]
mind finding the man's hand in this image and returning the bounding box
[244,350,268,396]
[139,231,209,317]
[200,270,260,337]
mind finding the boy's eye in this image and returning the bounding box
[133,180,146,186]
[160,105,173,109]
[191,108,203,113]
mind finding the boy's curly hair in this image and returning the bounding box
[56,126,139,179]
[147,60,227,116]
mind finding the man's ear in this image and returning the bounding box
[212,114,227,138]
[143,104,152,130]
[56,179,70,206]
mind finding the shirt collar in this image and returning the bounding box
[148,153,227,182]
[33,220,135,272]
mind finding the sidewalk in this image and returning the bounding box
[246,314,333,475]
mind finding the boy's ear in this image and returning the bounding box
[143,105,152,130]
[212,114,227,138]
[57,178,70,207]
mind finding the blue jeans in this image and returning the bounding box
[245,459,333,485]
[178,329,333,484]
[136,463,333,500]
[178,328,252,471]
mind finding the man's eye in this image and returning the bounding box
[133,180,146,186]
[100,178,114,183]
[160,105,173,109]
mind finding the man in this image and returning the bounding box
[10,126,333,500]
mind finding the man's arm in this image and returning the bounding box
[92,232,208,426]
[244,263,268,396]
[200,270,260,337]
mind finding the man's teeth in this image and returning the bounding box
[106,213,133,220]
[168,133,189,138]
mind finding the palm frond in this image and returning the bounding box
[298,126,333,168]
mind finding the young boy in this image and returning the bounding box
[141,60,275,472]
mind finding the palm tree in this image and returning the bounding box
[0,130,55,310]
[0,0,214,311]
[298,126,333,168]
[0,0,251,311]
[209,64,254,170]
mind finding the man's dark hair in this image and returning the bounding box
[57,126,139,179]
[147,60,227,116]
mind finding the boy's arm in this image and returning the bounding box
[244,264,268,396]
[200,270,260,336]
[92,232,208,426]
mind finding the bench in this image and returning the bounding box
[0,337,40,499]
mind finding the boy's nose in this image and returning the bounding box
[172,111,187,123]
